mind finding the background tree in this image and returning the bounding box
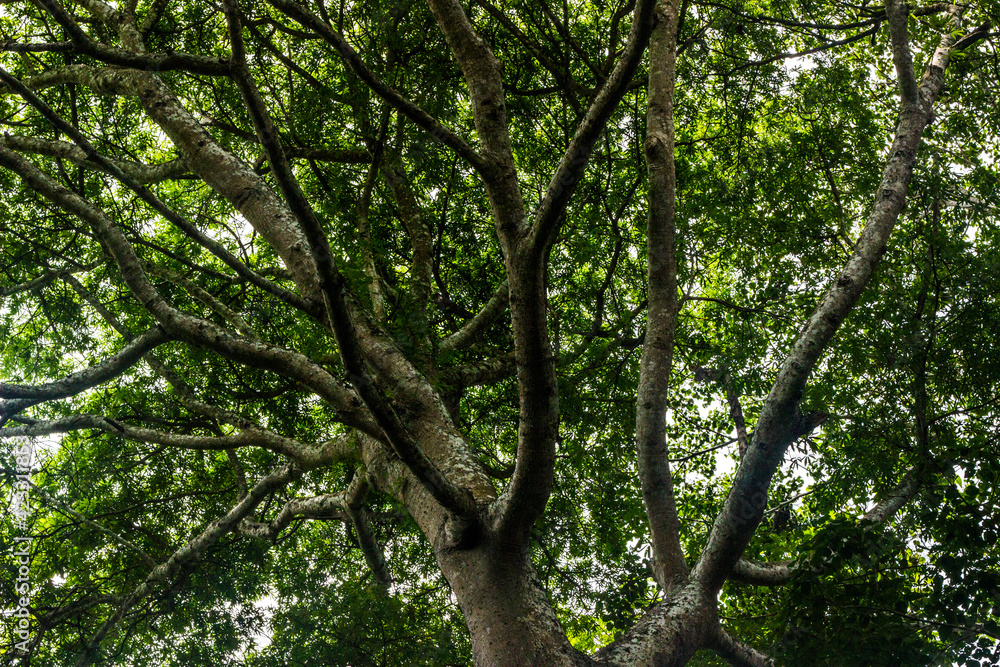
[0,0,997,665]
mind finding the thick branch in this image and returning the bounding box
[34,0,230,76]
[886,0,919,105]
[692,7,962,593]
[710,625,773,667]
[634,0,687,591]
[0,144,374,436]
[493,0,658,546]
[440,354,516,388]
[729,559,796,587]
[1,134,189,183]
[222,0,479,523]
[425,0,516,172]
[17,63,135,95]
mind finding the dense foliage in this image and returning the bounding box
[1,0,998,664]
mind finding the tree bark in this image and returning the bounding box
[635,0,688,592]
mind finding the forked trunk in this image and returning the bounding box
[438,541,717,666]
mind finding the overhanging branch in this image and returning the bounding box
[0,326,168,401]
[74,461,302,666]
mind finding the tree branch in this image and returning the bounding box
[33,0,231,76]
[381,137,434,359]
[138,0,170,36]
[0,325,168,400]
[0,470,158,568]
[729,559,796,587]
[886,0,919,106]
[1,263,93,298]
[439,281,509,353]
[0,66,316,317]
[1,134,189,183]
[222,0,480,523]
[691,6,963,594]
[74,461,302,666]
[143,262,259,340]
[0,414,353,468]
[0,143,374,436]
[524,0,658,261]
[240,466,392,589]
[710,625,773,666]
[440,353,516,387]
[475,0,586,112]
[634,0,687,591]
[264,0,492,176]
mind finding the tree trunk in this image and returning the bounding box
[438,544,595,666]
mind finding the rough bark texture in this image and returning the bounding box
[0,0,973,664]
[635,0,688,592]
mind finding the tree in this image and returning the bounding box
[0,0,998,664]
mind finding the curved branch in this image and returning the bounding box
[524,0,658,261]
[16,63,135,95]
[240,492,350,542]
[62,280,345,468]
[1,263,97,298]
[33,0,231,76]
[475,0,586,112]
[862,463,923,525]
[692,5,963,593]
[494,0,657,547]
[729,457,928,588]
[138,0,170,36]
[0,66,317,317]
[439,281,509,353]
[710,625,773,666]
[381,145,434,357]
[0,325,168,400]
[222,0,480,523]
[0,414,353,468]
[0,143,374,436]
